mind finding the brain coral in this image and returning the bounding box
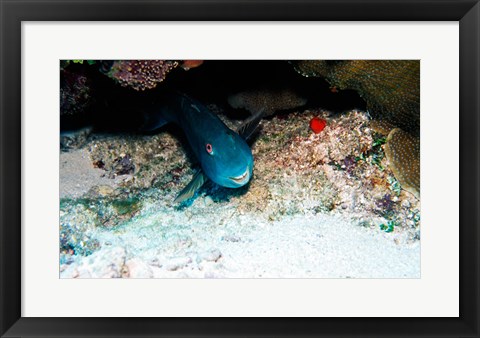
[103,60,179,91]
[228,88,307,116]
[384,128,420,199]
[292,60,420,136]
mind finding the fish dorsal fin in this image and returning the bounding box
[174,170,208,203]
[139,110,168,132]
[236,109,265,142]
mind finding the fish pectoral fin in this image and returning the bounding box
[174,170,207,203]
[236,108,265,142]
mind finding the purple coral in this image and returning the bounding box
[375,194,396,218]
[105,60,178,91]
[342,155,357,176]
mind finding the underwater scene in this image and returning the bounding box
[60,60,420,278]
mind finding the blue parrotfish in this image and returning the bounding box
[142,91,263,203]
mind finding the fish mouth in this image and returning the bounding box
[229,169,250,185]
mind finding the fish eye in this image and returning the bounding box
[205,143,213,154]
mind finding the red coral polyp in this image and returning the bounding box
[310,117,327,134]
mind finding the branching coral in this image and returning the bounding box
[103,60,179,91]
[228,87,307,116]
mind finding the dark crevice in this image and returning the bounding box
[60,60,367,133]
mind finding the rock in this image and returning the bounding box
[164,256,192,271]
[221,234,241,242]
[96,185,115,197]
[204,196,214,206]
[74,246,126,278]
[197,249,222,263]
[125,258,153,278]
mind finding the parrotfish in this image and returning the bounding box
[142,91,263,203]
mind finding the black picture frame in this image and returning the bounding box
[1,0,478,337]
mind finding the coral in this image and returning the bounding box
[269,110,373,167]
[87,131,189,193]
[60,68,93,116]
[384,128,420,198]
[103,60,179,91]
[292,60,420,136]
[247,109,375,215]
[309,117,327,134]
[375,194,397,219]
[292,60,420,197]
[181,60,204,70]
[368,119,397,136]
[228,87,307,116]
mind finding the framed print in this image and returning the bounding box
[1,0,479,337]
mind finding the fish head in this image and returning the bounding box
[198,128,253,188]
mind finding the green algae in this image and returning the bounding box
[354,133,387,171]
[111,197,142,216]
[379,220,396,233]
[387,176,402,197]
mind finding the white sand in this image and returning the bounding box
[61,199,420,278]
[60,149,123,199]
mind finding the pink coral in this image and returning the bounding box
[106,60,178,91]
